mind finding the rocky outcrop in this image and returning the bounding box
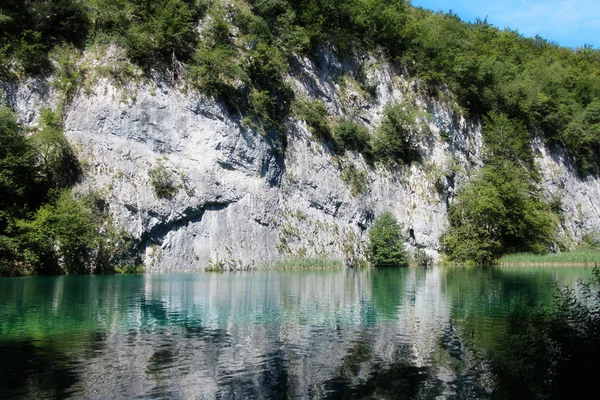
[2,49,599,271]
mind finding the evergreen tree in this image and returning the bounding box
[367,212,408,267]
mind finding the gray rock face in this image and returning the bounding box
[2,50,599,271]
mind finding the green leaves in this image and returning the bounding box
[334,119,372,158]
[442,161,558,264]
[0,107,38,233]
[372,102,426,166]
[0,105,133,275]
[32,109,81,188]
[17,192,99,274]
[367,212,408,268]
[483,112,533,168]
[0,0,89,73]
[149,162,179,200]
[295,99,331,141]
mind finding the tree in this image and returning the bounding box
[367,211,408,267]
[0,106,37,235]
[16,192,101,274]
[441,161,558,264]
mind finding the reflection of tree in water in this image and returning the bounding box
[321,334,441,399]
[316,323,490,400]
[216,347,290,399]
[0,331,109,399]
[371,268,408,320]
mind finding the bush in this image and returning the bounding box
[340,164,367,196]
[0,106,38,226]
[372,102,424,166]
[367,211,408,267]
[14,192,137,275]
[149,163,178,199]
[0,0,89,73]
[16,192,100,274]
[92,0,199,67]
[32,109,81,188]
[334,119,372,158]
[295,98,332,141]
[483,112,534,168]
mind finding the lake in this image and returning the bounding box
[0,266,592,399]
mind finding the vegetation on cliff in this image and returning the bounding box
[0,105,137,276]
[2,0,598,172]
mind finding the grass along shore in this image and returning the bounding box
[498,250,600,267]
[261,258,344,270]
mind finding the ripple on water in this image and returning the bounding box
[0,266,592,399]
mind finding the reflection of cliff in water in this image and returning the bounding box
[1,267,588,399]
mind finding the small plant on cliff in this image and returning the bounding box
[372,102,426,166]
[340,164,367,196]
[149,162,178,199]
[334,119,373,159]
[367,211,408,267]
[295,98,332,141]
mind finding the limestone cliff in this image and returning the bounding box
[3,49,599,271]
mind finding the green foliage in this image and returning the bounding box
[16,192,100,274]
[245,41,294,126]
[367,211,408,268]
[483,112,534,168]
[187,14,247,109]
[487,268,600,399]
[498,249,600,265]
[50,45,83,109]
[562,100,600,175]
[295,99,332,141]
[442,161,558,264]
[0,105,133,275]
[265,257,343,270]
[334,119,373,159]
[2,0,599,175]
[90,0,199,67]
[400,10,600,175]
[149,162,178,199]
[15,192,138,275]
[32,109,81,188]
[0,0,89,73]
[411,248,432,267]
[372,102,425,166]
[0,106,38,229]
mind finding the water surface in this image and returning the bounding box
[0,266,591,399]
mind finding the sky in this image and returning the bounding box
[410,0,600,48]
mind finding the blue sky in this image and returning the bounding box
[410,0,600,48]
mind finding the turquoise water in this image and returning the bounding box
[0,266,592,399]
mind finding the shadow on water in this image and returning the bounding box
[0,330,109,399]
[0,339,79,399]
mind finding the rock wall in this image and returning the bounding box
[2,49,599,271]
